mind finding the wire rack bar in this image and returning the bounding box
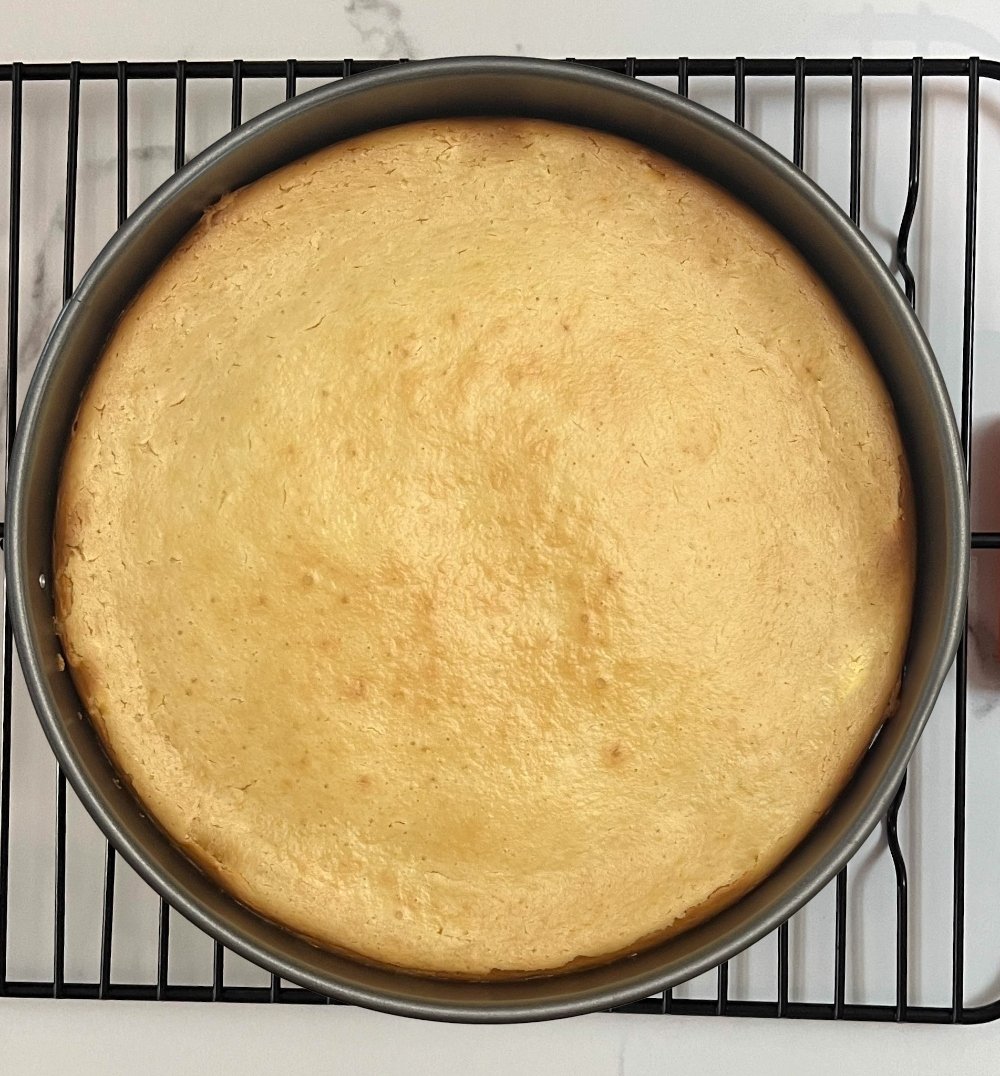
[0,976,980,1021]
[97,57,130,1003]
[734,55,746,128]
[0,61,22,996]
[832,58,863,1022]
[952,55,981,1022]
[0,58,997,81]
[51,59,81,1001]
[882,56,925,1023]
[231,58,244,130]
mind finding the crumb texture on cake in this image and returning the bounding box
[54,118,915,977]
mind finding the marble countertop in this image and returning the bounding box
[4,1,1000,1072]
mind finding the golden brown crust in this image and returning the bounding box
[54,118,915,977]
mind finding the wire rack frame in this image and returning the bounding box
[0,55,995,1022]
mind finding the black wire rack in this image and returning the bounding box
[0,55,996,1023]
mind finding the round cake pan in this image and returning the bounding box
[6,56,968,1022]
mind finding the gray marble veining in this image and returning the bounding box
[344,0,418,59]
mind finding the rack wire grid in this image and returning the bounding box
[0,55,998,1023]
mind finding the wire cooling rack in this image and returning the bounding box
[0,56,998,1023]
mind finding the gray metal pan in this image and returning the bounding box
[4,56,969,1022]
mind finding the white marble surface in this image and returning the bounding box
[4,0,1000,1072]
